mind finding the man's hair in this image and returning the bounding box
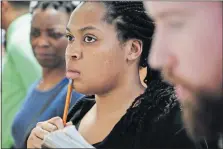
[8,1,30,9]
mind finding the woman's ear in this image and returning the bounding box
[126,39,143,61]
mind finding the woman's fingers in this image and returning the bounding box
[37,121,57,132]
[27,127,46,148]
[48,117,64,129]
[65,121,73,126]
[27,117,65,148]
[34,126,50,140]
[36,117,64,132]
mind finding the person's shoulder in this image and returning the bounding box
[122,79,178,130]
[131,79,177,121]
[125,80,193,147]
[141,80,196,147]
[67,95,95,122]
[26,79,40,94]
[142,79,180,129]
[69,95,95,112]
[71,90,85,102]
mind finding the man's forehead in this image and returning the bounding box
[144,2,201,19]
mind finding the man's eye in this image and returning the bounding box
[84,36,97,43]
[65,34,74,42]
[169,22,184,28]
[167,19,185,29]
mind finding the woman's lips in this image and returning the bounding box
[66,70,80,79]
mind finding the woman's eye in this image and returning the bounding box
[31,30,40,38]
[48,32,64,39]
[84,36,97,43]
[65,34,74,42]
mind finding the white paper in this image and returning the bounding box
[42,126,95,148]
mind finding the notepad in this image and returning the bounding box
[42,125,95,148]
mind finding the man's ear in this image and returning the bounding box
[126,39,143,61]
[2,1,10,12]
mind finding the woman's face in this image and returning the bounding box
[31,8,69,69]
[65,2,129,95]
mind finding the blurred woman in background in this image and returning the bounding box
[11,2,84,148]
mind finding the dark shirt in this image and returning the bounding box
[67,80,196,149]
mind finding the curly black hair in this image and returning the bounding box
[98,2,179,145]
[101,1,161,86]
[31,1,78,15]
[9,1,30,9]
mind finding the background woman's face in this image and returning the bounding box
[65,2,128,95]
[31,8,69,69]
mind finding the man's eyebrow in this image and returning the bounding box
[152,9,187,20]
[46,28,55,31]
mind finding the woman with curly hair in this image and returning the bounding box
[11,2,84,148]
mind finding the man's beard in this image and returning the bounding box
[180,91,223,142]
[161,69,223,142]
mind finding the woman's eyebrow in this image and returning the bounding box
[66,26,100,34]
[78,26,98,32]
[66,27,71,32]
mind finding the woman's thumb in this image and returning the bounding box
[65,121,73,126]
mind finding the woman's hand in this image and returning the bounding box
[27,117,64,148]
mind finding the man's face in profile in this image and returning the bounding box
[144,2,223,141]
[0,2,1,29]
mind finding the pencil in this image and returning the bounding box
[63,79,73,125]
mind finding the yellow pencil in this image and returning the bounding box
[63,79,73,125]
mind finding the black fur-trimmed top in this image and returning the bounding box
[67,80,196,148]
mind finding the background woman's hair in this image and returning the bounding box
[101,1,161,85]
[9,1,30,9]
[31,1,78,15]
